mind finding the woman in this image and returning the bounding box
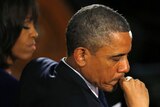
[0,0,38,106]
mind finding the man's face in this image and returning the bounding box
[81,32,132,92]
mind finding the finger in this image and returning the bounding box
[119,76,133,90]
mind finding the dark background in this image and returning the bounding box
[12,0,160,107]
[66,0,160,64]
[65,0,160,107]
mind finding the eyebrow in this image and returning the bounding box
[112,53,126,57]
[24,16,33,21]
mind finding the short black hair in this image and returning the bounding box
[66,4,130,56]
[0,0,38,68]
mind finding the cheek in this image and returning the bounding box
[100,65,118,82]
[83,61,104,84]
[11,36,31,59]
[12,42,25,58]
[12,37,26,52]
[12,40,22,54]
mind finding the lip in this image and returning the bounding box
[31,44,36,50]
[110,80,119,86]
[27,42,36,50]
[110,75,125,85]
[112,75,125,81]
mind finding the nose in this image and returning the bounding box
[118,58,130,73]
[31,23,38,39]
[32,28,38,39]
[34,32,38,39]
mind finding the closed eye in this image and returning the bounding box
[22,17,32,29]
[112,56,121,61]
[111,53,126,62]
[22,25,30,29]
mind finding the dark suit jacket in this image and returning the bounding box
[0,68,19,107]
[19,57,109,107]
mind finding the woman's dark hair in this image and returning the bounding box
[0,0,38,68]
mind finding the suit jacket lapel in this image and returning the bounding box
[55,60,99,101]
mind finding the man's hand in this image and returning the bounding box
[119,76,149,107]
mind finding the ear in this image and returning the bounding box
[73,47,89,67]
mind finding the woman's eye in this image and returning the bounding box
[22,19,31,29]
[22,23,30,29]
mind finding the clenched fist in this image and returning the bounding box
[119,76,149,107]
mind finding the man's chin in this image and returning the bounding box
[101,84,118,92]
[111,83,118,92]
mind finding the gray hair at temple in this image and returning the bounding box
[66,4,131,56]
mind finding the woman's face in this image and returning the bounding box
[11,17,38,61]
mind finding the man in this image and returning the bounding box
[19,4,149,107]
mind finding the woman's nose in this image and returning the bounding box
[31,24,38,39]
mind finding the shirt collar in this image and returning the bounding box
[61,57,99,98]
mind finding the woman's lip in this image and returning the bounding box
[28,43,36,50]
[31,44,36,50]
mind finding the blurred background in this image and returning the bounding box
[11,0,160,107]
